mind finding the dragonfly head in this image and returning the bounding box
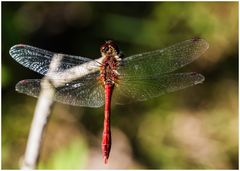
[100,40,120,57]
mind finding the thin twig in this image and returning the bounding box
[20,54,101,169]
[49,57,103,87]
[21,54,63,169]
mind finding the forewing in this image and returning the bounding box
[112,72,204,104]
[16,72,105,107]
[9,44,93,75]
[119,38,209,78]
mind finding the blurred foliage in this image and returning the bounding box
[39,138,88,169]
[2,2,238,169]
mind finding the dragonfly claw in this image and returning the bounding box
[113,70,120,76]
[115,55,122,61]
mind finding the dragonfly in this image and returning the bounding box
[9,38,209,164]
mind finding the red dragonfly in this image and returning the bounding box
[9,38,208,164]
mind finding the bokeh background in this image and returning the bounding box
[2,2,238,169]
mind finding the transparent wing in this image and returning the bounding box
[119,38,209,78]
[9,44,93,75]
[15,72,105,107]
[112,72,204,104]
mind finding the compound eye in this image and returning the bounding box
[103,46,109,53]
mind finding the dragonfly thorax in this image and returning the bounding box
[99,41,121,85]
[99,55,121,85]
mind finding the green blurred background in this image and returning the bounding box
[2,2,238,169]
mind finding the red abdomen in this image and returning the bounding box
[102,84,113,164]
